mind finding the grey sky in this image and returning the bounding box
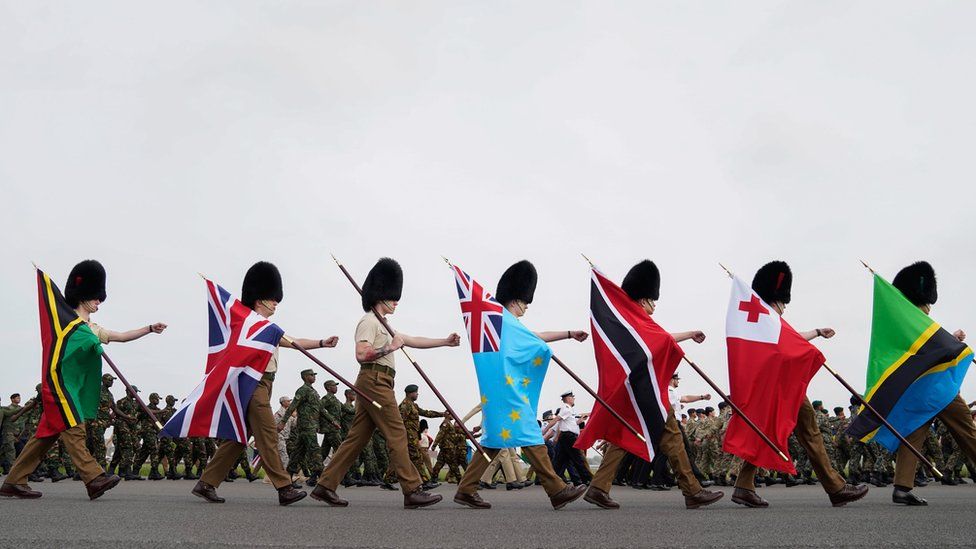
[2,2,975,423]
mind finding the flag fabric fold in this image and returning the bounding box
[574,268,683,461]
[160,279,283,443]
[35,269,105,438]
[846,274,973,451]
[451,264,551,449]
[722,276,824,474]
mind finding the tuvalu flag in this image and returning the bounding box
[451,264,552,449]
[574,268,682,461]
[846,274,972,450]
[35,269,105,438]
[722,276,824,474]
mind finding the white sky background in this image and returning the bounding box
[2,2,975,427]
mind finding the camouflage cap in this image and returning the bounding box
[102,373,116,381]
[324,380,338,387]
[149,392,160,400]
[301,369,316,377]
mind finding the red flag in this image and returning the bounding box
[575,269,684,461]
[722,276,824,474]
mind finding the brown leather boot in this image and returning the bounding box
[829,483,868,507]
[404,488,442,509]
[86,474,121,501]
[310,485,348,507]
[191,480,225,503]
[583,487,619,509]
[731,487,768,508]
[453,491,491,509]
[550,483,587,510]
[278,486,307,506]
[685,489,724,509]
[0,483,42,499]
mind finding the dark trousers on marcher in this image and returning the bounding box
[552,432,591,483]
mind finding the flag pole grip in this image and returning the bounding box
[681,356,789,462]
[822,362,942,479]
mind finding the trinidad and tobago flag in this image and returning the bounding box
[35,268,105,438]
[575,268,684,461]
[160,279,283,443]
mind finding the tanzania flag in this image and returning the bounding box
[35,269,105,438]
[846,274,973,451]
[452,265,552,448]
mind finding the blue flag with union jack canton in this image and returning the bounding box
[452,264,552,448]
[160,279,284,443]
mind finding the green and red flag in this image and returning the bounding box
[846,274,973,451]
[35,268,105,438]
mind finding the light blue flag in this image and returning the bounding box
[451,264,552,449]
[474,308,553,448]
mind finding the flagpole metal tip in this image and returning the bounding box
[330,253,341,265]
[779,452,790,462]
[371,401,383,409]
[718,263,733,278]
[31,261,39,271]
[859,259,876,274]
[481,452,492,463]
[441,256,453,267]
[155,422,163,430]
[637,433,647,443]
[580,253,595,267]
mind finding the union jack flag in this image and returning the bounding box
[453,265,503,354]
[160,279,284,443]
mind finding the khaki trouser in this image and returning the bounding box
[6,423,103,485]
[459,445,566,497]
[319,369,422,494]
[895,394,976,488]
[736,397,845,494]
[201,378,291,489]
[591,411,702,497]
[480,448,526,484]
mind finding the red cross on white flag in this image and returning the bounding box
[726,276,781,344]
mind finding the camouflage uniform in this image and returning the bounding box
[86,384,116,469]
[938,419,964,481]
[134,399,163,478]
[830,415,852,477]
[815,411,839,474]
[113,395,141,476]
[283,380,322,477]
[365,431,389,482]
[696,415,722,479]
[339,398,366,485]
[384,397,444,484]
[155,399,177,478]
[319,391,343,464]
[0,403,27,473]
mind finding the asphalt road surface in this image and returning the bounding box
[0,479,973,548]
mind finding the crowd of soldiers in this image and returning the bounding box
[606,397,976,491]
[4,371,974,490]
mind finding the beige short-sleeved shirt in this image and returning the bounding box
[355,313,394,369]
[266,348,280,374]
[87,322,110,344]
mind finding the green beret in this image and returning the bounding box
[301,369,316,377]
[404,384,419,393]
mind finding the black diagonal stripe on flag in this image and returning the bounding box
[589,275,667,453]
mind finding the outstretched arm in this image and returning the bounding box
[799,328,835,342]
[281,336,338,350]
[103,323,167,343]
[671,331,706,344]
[401,332,461,349]
[534,331,588,343]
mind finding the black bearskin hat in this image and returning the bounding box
[64,260,107,308]
[241,261,283,309]
[752,261,792,305]
[495,260,538,305]
[362,257,403,312]
[892,261,937,307]
[621,260,660,301]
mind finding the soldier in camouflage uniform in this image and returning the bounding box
[338,390,370,487]
[384,384,444,490]
[370,430,392,489]
[20,385,46,482]
[87,374,127,472]
[430,420,462,483]
[0,393,28,474]
[114,386,143,480]
[714,402,734,485]
[319,380,343,465]
[280,369,323,484]
[695,407,721,482]
[830,407,851,479]
[812,402,838,479]
[133,392,165,480]
[157,395,179,479]
[937,419,964,485]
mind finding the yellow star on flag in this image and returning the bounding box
[505,375,515,386]
[521,377,531,387]
[480,394,488,405]
[522,395,530,404]
[500,428,511,440]
[508,409,521,422]
[532,356,543,366]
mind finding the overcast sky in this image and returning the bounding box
[2,2,975,427]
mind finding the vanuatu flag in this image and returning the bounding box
[846,274,973,451]
[451,264,552,449]
[35,269,105,438]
